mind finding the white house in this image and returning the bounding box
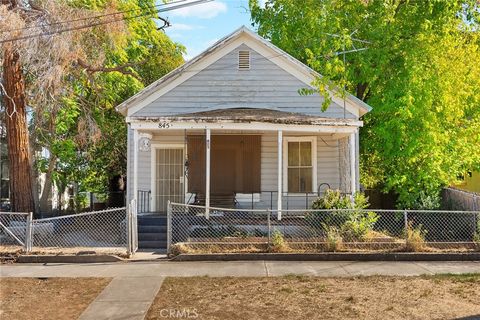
[117,26,372,214]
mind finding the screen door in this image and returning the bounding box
[155,148,184,212]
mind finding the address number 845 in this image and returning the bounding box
[158,122,171,129]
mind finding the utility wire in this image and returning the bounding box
[0,0,212,44]
[0,0,189,34]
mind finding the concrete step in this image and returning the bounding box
[138,225,167,233]
[138,233,167,241]
[138,216,167,226]
[139,240,167,249]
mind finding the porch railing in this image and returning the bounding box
[137,190,151,213]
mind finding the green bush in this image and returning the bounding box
[323,225,343,251]
[340,211,379,241]
[307,190,378,241]
[270,229,289,252]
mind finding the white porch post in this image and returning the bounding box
[277,130,283,220]
[205,128,211,218]
[349,132,356,195]
[133,129,139,205]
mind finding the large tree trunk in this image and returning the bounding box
[2,42,35,213]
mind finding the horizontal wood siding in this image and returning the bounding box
[133,44,356,119]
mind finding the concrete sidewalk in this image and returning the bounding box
[1,261,479,278]
[2,261,479,320]
[79,276,165,320]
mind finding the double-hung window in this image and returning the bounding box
[284,137,317,193]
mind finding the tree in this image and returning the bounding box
[36,0,184,211]
[1,0,184,213]
[250,0,480,208]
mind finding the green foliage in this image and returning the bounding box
[308,190,378,241]
[270,229,289,252]
[250,0,480,209]
[323,226,343,252]
[341,211,379,242]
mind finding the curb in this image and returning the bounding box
[17,254,124,263]
[171,252,480,262]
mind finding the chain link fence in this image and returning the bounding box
[168,203,480,254]
[32,208,128,253]
[1,204,138,255]
[0,212,32,251]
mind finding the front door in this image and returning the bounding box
[154,148,184,213]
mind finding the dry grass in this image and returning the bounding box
[0,277,111,320]
[146,274,480,320]
[404,223,427,252]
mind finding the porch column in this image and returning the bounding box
[277,130,283,219]
[133,129,139,206]
[349,132,356,195]
[205,128,211,218]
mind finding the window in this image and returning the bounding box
[284,137,317,193]
[238,50,250,70]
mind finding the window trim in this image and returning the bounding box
[282,136,317,194]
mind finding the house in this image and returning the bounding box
[117,26,372,214]
[454,171,480,194]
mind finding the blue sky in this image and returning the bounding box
[164,0,257,60]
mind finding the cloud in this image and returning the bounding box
[170,1,227,19]
[258,0,267,7]
[168,23,204,32]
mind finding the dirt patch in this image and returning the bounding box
[0,277,111,320]
[146,274,480,320]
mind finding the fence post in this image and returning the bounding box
[25,212,33,252]
[127,203,132,255]
[267,209,271,247]
[167,200,172,255]
[403,210,408,237]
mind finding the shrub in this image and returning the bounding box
[404,222,427,252]
[270,229,289,253]
[323,225,343,252]
[307,190,378,241]
[340,211,379,241]
[407,191,441,210]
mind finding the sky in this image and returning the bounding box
[163,0,258,60]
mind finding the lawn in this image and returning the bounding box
[146,274,480,320]
[0,277,111,320]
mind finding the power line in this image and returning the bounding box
[0,0,188,34]
[0,0,212,44]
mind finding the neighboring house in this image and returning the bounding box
[454,171,480,194]
[117,26,372,214]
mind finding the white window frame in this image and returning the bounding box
[150,143,187,212]
[282,136,317,194]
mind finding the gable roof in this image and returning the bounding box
[116,26,372,117]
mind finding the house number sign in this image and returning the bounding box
[158,122,171,129]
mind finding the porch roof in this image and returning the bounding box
[129,108,361,127]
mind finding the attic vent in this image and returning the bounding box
[238,50,250,70]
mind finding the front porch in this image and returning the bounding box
[128,108,361,214]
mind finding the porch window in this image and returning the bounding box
[284,137,317,193]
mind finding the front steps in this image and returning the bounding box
[137,216,167,249]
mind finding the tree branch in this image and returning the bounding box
[75,58,143,81]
